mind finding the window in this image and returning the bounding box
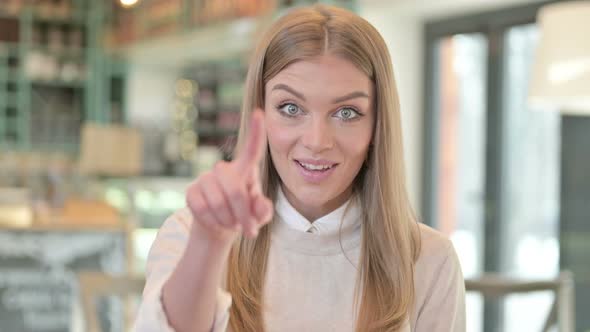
[422,2,561,331]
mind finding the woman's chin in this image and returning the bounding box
[291,186,341,207]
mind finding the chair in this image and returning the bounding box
[77,271,146,332]
[465,271,575,332]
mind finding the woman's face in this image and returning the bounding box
[264,55,374,221]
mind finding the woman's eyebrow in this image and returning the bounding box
[271,83,369,104]
[331,91,369,104]
[272,84,306,101]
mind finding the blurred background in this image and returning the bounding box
[0,0,588,331]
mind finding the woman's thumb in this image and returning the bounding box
[253,194,273,225]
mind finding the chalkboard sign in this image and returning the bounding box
[0,229,127,332]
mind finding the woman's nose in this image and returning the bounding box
[301,118,334,153]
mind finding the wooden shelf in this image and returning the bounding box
[0,0,126,155]
[113,15,273,68]
[31,13,87,26]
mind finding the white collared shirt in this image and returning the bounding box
[274,186,361,235]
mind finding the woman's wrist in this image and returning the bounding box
[189,221,236,258]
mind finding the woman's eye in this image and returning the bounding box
[334,107,360,120]
[279,103,301,116]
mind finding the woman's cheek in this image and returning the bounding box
[266,121,299,156]
[336,125,371,153]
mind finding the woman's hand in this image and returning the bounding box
[186,110,273,246]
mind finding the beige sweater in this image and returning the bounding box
[133,196,465,332]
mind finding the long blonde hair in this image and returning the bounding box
[227,5,421,331]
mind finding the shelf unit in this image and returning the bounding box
[0,0,127,154]
[176,60,242,160]
[180,1,357,160]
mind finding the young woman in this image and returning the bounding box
[134,5,465,332]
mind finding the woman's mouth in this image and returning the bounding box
[293,159,338,183]
[296,160,335,171]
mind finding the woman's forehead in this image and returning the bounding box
[266,55,373,96]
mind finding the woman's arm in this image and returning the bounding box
[132,210,232,332]
[161,219,234,332]
[414,242,466,332]
[134,111,272,332]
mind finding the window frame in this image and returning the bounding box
[420,1,561,331]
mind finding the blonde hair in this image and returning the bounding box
[227,5,421,331]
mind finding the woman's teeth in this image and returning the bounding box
[297,161,334,171]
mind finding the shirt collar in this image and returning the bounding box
[275,185,362,236]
